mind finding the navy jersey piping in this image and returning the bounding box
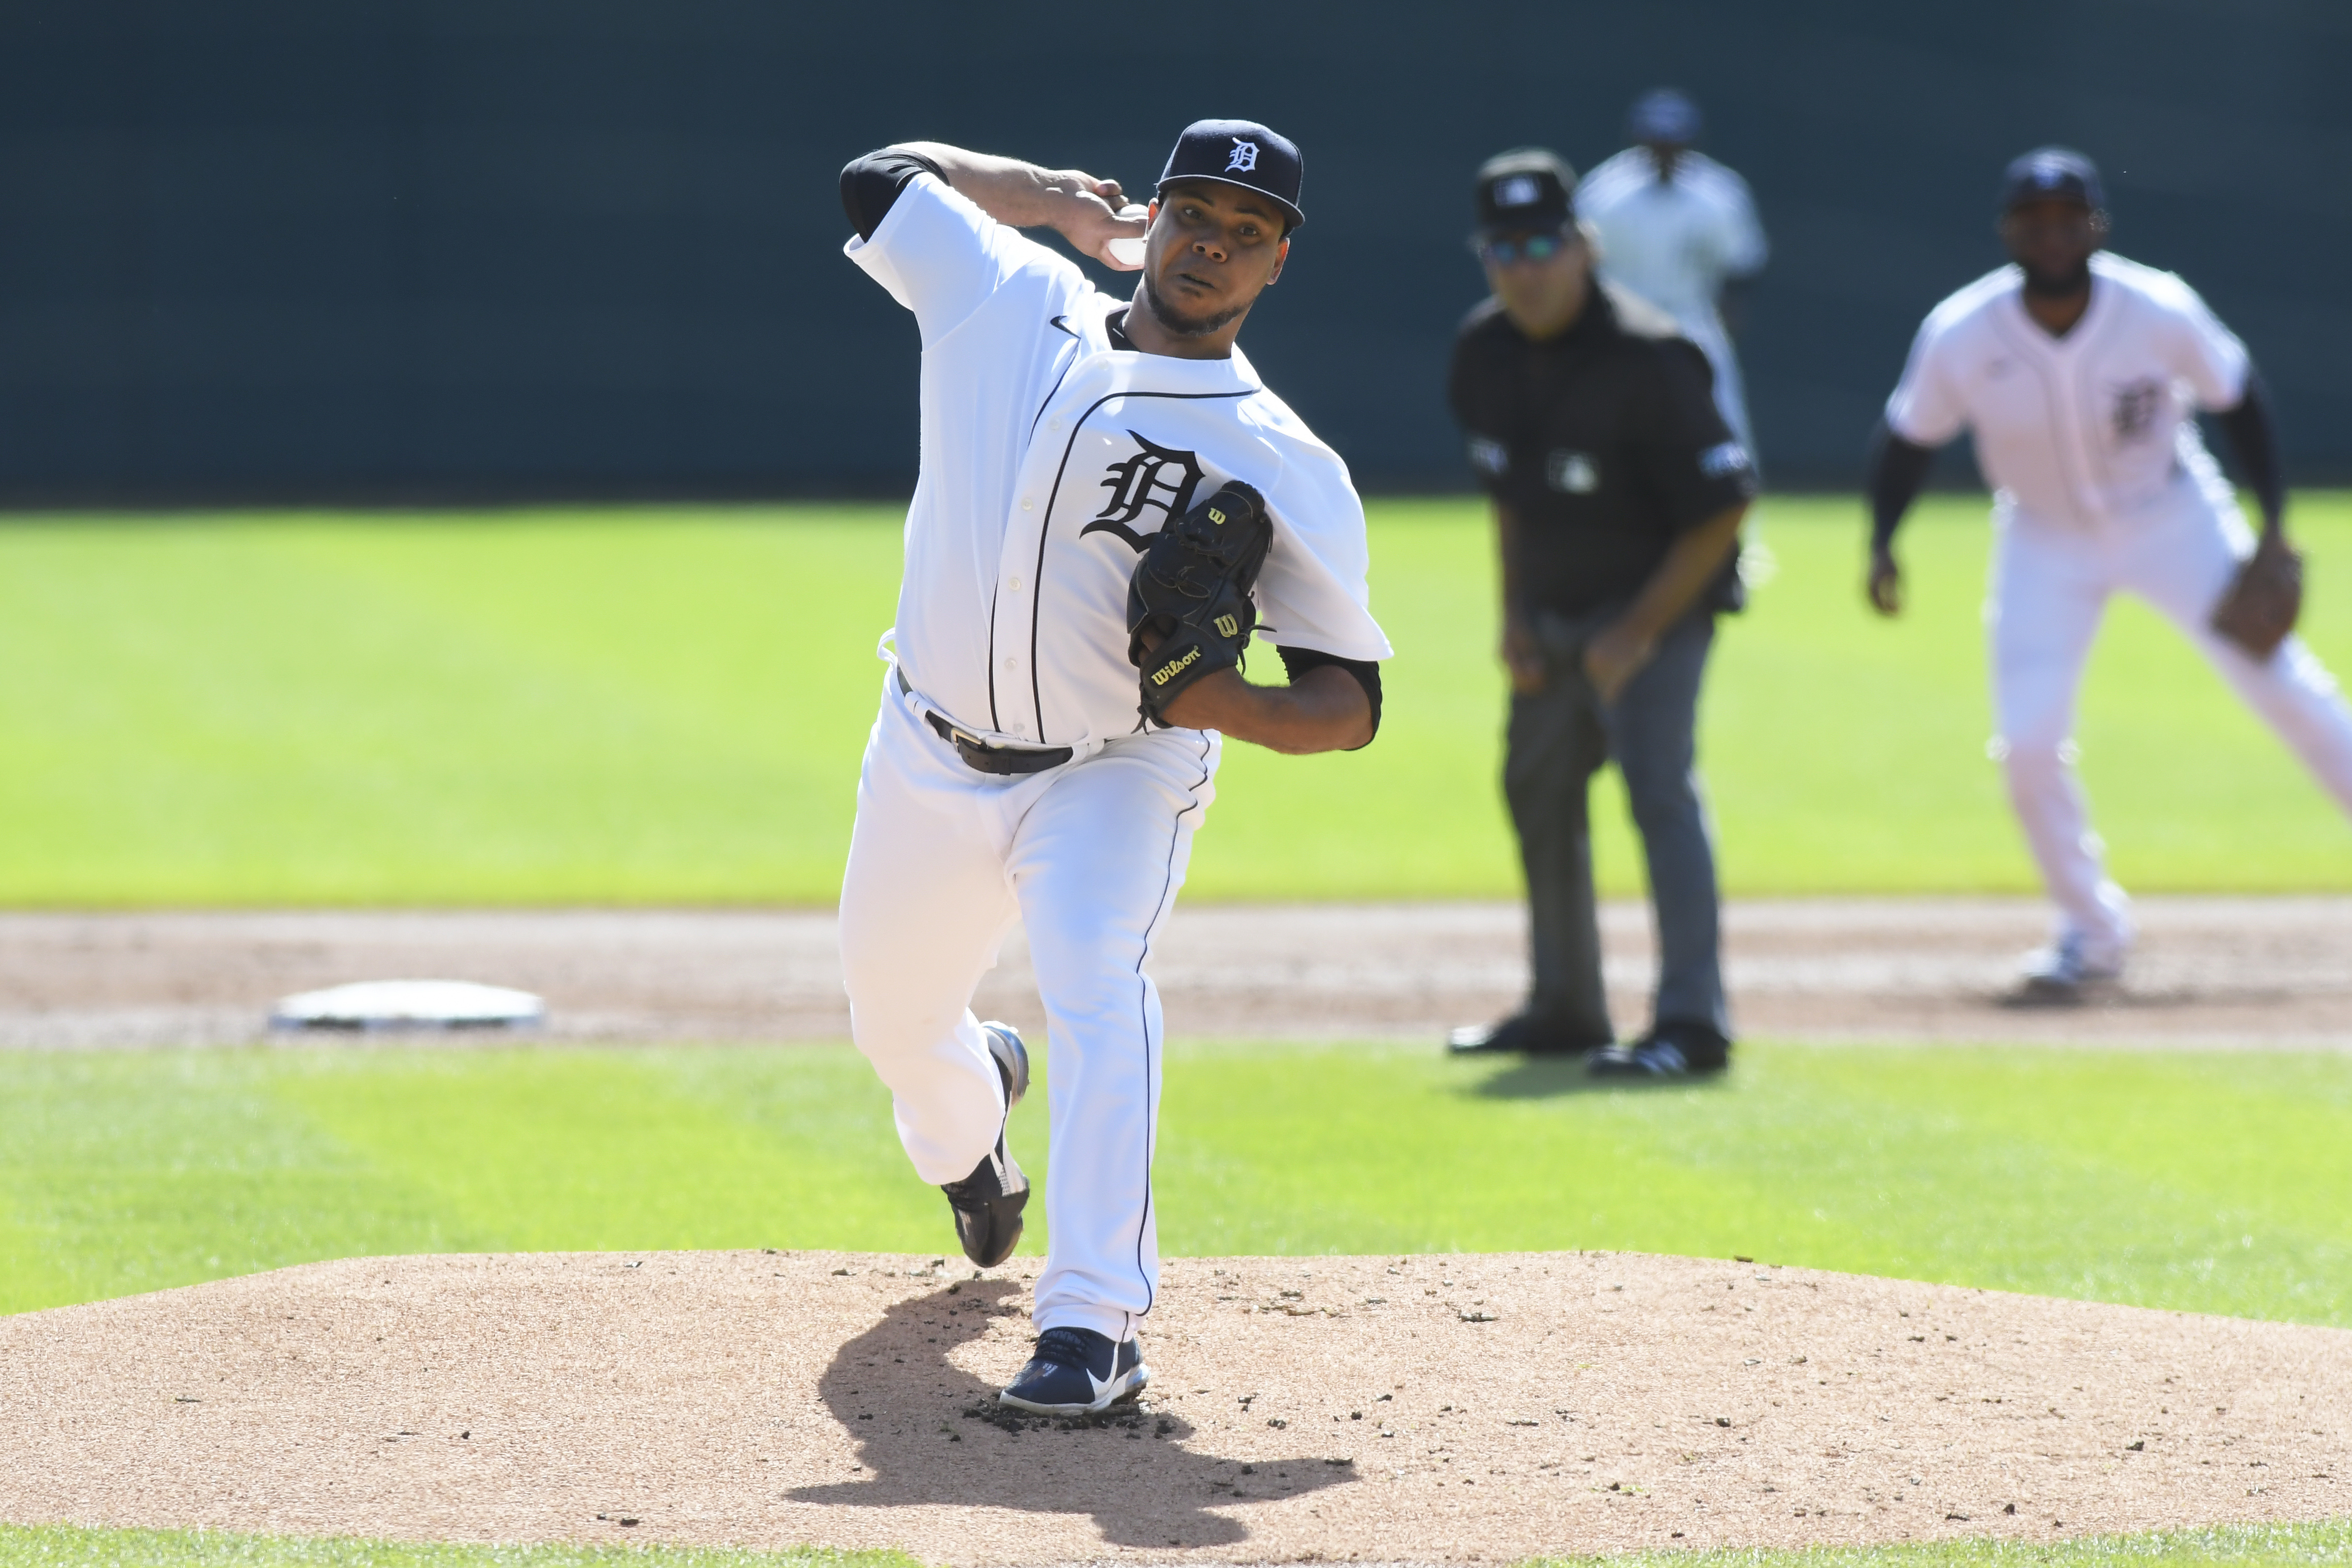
[1011,385,1256,743]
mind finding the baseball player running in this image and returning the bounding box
[1868,147,2352,999]
[1575,89,1768,460]
[835,121,1389,1414]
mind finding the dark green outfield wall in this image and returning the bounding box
[3,0,2346,500]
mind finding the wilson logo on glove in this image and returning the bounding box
[1150,648,1203,687]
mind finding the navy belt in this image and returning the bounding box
[899,668,1072,775]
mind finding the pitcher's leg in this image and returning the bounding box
[1503,679,1615,1043]
[838,708,1023,1186]
[1011,732,1218,1339]
[2129,499,2352,816]
[1605,615,1728,1041]
[1990,521,2131,958]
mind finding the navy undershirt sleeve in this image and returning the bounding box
[2212,369,2285,531]
[1275,645,1382,748]
[839,149,947,241]
[1866,419,1938,553]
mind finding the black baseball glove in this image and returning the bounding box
[1126,480,1273,727]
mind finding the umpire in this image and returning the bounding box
[1444,148,1756,1079]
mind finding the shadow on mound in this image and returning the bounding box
[790,1280,1356,1548]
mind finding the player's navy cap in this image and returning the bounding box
[1158,119,1304,231]
[1627,88,1702,145]
[1474,147,1577,236]
[2001,146,2106,212]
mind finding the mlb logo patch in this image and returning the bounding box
[1547,450,1599,493]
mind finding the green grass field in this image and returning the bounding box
[6,1041,2348,1325]
[3,496,2348,905]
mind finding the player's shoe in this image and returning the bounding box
[2009,933,2124,1006]
[999,1325,1152,1416]
[940,1021,1030,1269]
[1445,1013,1611,1057]
[1586,1022,1730,1080]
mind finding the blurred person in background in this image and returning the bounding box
[1443,149,1757,1079]
[1577,88,1767,465]
[1867,147,2352,1001]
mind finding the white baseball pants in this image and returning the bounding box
[1988,482,2352,958]
[838,669,1217,1341]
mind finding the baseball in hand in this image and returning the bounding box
[1105,205,1149,269]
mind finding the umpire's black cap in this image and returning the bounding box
[1474,147,1577,236]
[1158,120,1304,231]
[2001,146,2106,212]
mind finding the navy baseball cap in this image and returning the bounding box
[1474,147,1577,236]
[1158,119,1304,231]
[1627,88,1702,145]
[2002,146,2105,211]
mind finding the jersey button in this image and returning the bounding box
[1009,576,1023,592]
[1020,497,1034,512]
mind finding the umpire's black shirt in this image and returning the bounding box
[1448,281,1757,617]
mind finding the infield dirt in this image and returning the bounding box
[4,896,2349,1049]
[3,1250,2348,1564]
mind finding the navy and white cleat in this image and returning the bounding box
[999,1325,1152,1415]
[2009,933,2124,1006]
[941,1021,1030,1269]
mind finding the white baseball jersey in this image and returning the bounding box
[1885,252,2251,527]
[1578,148,1766,445]
[845,172,1390,748]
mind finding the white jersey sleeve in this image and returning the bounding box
[1244,398,1392,664]
[843,172,1075,348]
[2150,272,2251,410]
[1884,305,1970,447]
[1699,159,1767,278]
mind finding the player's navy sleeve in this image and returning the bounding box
[1866,419,1937,553]
[2212,368,2284,530]
[840,149,946,242]
[1636,341,1756,530]
[1276,645,1382,747]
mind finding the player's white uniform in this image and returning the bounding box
[1577,148,1768,454]
[1887,252,2352,960]
[840,174,1389,1339]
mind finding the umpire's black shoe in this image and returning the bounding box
[1586,1021,1731,1080]
[1446,1013,1611,1057]
[941,1021,1030,1269]
[1000,1325,1152,1415]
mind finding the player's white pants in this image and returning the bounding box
[838,669,1217,1342]
[1989,482,2352,957]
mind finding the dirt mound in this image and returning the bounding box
[2,1251,2346,1563]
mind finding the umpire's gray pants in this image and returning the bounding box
[1505,609,1728,1043]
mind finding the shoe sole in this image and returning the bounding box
[998,1361,1152,1416]
[981,1021,1029,1105]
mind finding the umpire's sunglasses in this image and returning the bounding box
[1473,230,1573,266]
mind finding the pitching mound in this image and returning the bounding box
[2,1252,2345,1564]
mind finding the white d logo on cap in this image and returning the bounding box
[1227,139,1260,173]
[1496,174,1540,207]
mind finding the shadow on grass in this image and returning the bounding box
[1464,1054,1739,1100]
[788,1280,1354,1550]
